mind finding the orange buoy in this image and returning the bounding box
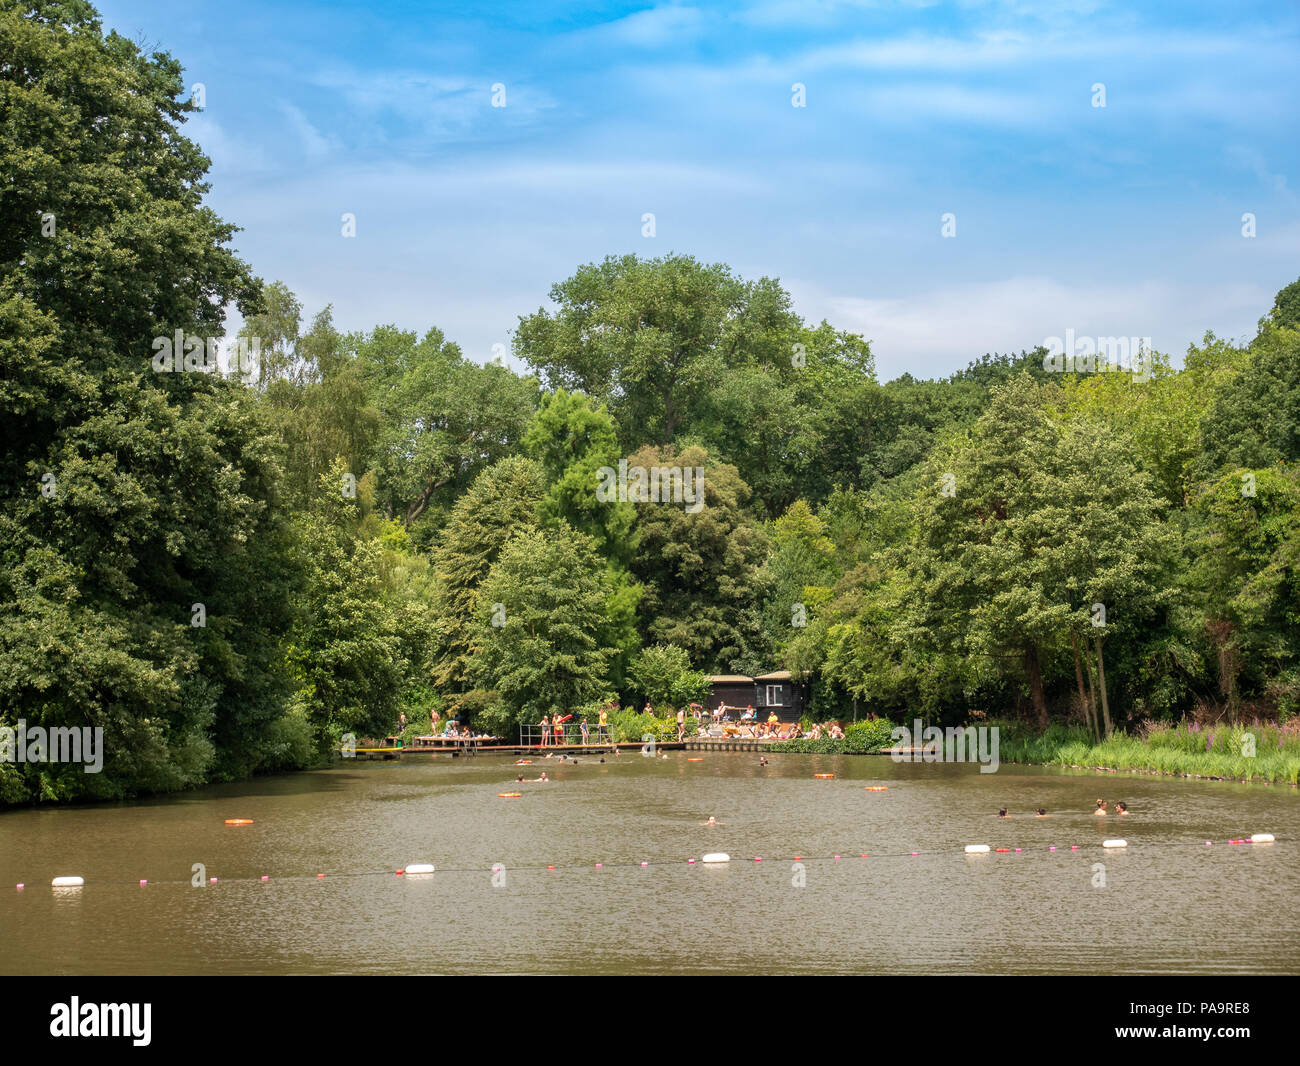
[863,786,889,791]
[224,819,254,825]
[498,792,522,798]
[813,773,835,779]
[686,757,704,762]
[995,847,1010,853]
[515,760,532,765]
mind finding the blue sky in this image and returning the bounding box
[98,0,1300,379]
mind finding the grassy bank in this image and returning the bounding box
[994,719,1300,785]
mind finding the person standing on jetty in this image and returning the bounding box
[580,718,590,746]
[676,707,686,742]
[540,715,550,747]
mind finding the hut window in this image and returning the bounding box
[766,685,784,706]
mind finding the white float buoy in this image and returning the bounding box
[964,844,990,853]
[701,853,730,863]
[1249,833,1275,843]
[1102,839,1128,848]
[405,863,435,874]
[51,876,84,887]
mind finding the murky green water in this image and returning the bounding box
[2,751,1296,974]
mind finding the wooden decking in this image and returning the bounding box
[350,741,687,759]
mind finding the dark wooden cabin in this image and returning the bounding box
[704,671,808,721]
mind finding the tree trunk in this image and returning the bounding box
[1072,631,1097,740]
[1094,635,1112,737]
[405,474,452,528]
[1025,644,1048,730]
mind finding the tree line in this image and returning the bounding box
[2,1,1297,802]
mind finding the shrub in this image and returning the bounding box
[843,719,897,753]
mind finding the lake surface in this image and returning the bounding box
[2,750,1297,974]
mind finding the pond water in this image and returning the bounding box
[2,750,1296,974]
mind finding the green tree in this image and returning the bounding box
[469,527,613,729]
[288,462,407,751]
[904,377,1171,729]
[629,643,711,710]
[429,456,545,696]
[356,325,537,530]
[1189,466,1300,714]
[628,443,770,672]
[514,253,801,447]
[0,0,304,801]
[524,387,636,564]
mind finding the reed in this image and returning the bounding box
[993,718,1300,784]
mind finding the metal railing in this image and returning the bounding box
[518,723,613,747]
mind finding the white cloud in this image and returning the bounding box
[787,275,1273,378]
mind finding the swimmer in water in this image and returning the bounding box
[1035,808,1047,817]
[538,772,549,782]
[1116,801,1128,815]
[759,757,768,766]
[516,774,524,782]
[997,808,1008,818]
[1094,799,1108,816]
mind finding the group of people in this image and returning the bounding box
[996,801,1130,817]
[695,710,844,742]
[538,709,611,747]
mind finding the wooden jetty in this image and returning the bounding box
[349,740,686,759]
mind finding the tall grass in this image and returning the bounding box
[994,718,1300,784]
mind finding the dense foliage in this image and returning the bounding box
[4,2,1298,802]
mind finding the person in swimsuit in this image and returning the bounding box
[1036,808,1047,817]
[540,715,549,747]
[1094,800,1108,816]
[998,808,1008,818]
[1116,802,1128,815]
[676,708,686,742]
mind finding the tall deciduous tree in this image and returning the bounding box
[470,527,613,728]
[429,456,544,696]
[514,253,801,447]
[0,0,301,800]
